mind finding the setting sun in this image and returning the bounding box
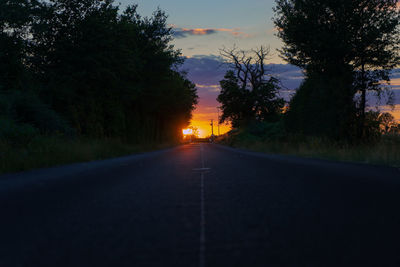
[189,118,231,138]
[182,128,194,135]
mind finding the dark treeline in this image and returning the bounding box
[218,0,399,143]
[0,0,198,144]
[275,0,399,141]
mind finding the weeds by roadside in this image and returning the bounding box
[217,129,400,168]
[0,136,174,175]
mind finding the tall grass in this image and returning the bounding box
[0,136,173,175]
[218,131,400,167]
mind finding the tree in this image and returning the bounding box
[349,1,400,137]
[274,0,400,140]
[285,72,356,138]
[0,0,198,143]
[217,46,285,128]
[28,0,197,141]
[378,112,397,134]
[0,0,42,92]
[361,111,398,140]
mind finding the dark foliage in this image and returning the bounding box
[285,71,356,138]
[217,47,285,128]
[274,0,400,140]
[0,0,198,144]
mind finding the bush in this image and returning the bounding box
[218,128,400,167]
[247,120,286,140]
[0,117,39,146]
[0,91,74,136]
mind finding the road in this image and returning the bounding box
[1,143,400,267]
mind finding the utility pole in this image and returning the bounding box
[217,108,220,136]
[210,119,214,137]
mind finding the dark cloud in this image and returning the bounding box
[180,55,400,106]
[391,69,400,90]
[180,55,226,110]
[173,28,251,39]
[173,28,217,39]
[392,69,400,78]
[181,55,227,86]
[181,55,303,90]
[268,64,304,91]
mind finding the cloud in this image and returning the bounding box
[181,55,228,86]
[266,27,279,34]
[180,55,304,105]
[182,55,400,134]
[391,69,400,84]
[390,78,400,88]
[196,84,221,92]
[180,56,305,117]
[181,55,400,116]
[173,28,217,38]
[173,27,251,39]
[267,64,304,91]
[216,28,253,38]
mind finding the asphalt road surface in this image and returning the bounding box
[1,144,400,267]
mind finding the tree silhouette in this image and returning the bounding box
[217,46,284,128]
[274,0,400,140]
[0,0,198,144]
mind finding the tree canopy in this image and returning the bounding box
[274,0,400,140]
[0,0,198,143]
[217,47,285,128]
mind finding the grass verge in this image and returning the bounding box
[0,136,175,175]
[218,131,400,168]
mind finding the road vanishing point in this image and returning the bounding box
[1,144,399,266]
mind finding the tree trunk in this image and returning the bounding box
[359,63,366,139]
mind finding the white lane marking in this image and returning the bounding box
[201,144,205,168]
[199,172,206,267]
[199,144,206,267]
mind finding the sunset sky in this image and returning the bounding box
[122,0,400,137]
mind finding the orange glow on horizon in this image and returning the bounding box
[382,104,400,123]
[190,105,398,138]
[390,78,400,86]
[190,110,231,138]
[190,103,232,137]
[189,120,231,138]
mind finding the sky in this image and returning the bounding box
[132,0,282,60]
[118,0,400,137]
[118,0,285,137]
